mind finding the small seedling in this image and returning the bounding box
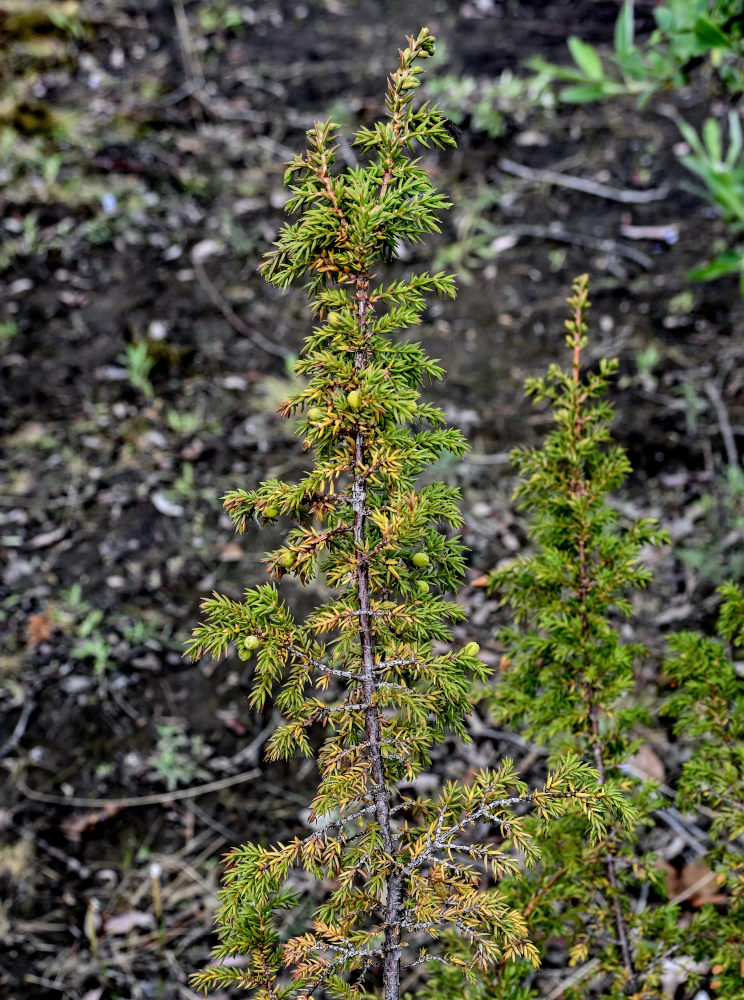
[118,341,155,400]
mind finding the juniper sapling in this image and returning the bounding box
[187,34,628,1000]
[417,279,668,1000]
[422,278,744,1000]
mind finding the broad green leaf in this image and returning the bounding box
[693,16,732,52]
[525,54,596,83]
[567,37,605,80]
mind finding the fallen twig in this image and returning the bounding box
[172,0,204,124]
[619,222,679,243]
[0,699,35,759]
[655,807,708,857]
[668,867,717,907]
[499,224,654,269]
[499,157,669,204]
[10,821,90,878]
[704,379,739,468]
[461,450,512,466]
[544,958,600,999]
[18,767,260,810]
[193,259,287,358]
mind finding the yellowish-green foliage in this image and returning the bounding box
[187,31,627,1000]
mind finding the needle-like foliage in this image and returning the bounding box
[423,278,744,1000]
[663,582,744,1000]
[187,33,624,1000]
[468,277,671,998]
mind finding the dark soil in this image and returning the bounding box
[2,2,743,998]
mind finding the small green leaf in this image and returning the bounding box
[567,37,605,80]
[653,6,674,33]
[687,250,744,282]
[702,117,722,164]
[614,1,635,63]
[693,16,732,51]
[560,83,622,102]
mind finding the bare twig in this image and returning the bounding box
[183,800,243,841]
[668,868,716,906]
[467,719,547,755]
[704,379,739,468]
[18,767,261,809]
[192,259,287,358]
[0,698,35,759]
[172,0,204,123]
[501,224,653,269]
[654,807,708,857]
[228,714,280,767]
[499,157,669,204]
[545,958,601,999]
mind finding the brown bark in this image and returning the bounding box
[351,273,402,1000]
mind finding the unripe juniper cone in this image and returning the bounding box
[346,389,362,410]
[187,28,627,1000]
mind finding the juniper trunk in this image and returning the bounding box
[350,273,403,998]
